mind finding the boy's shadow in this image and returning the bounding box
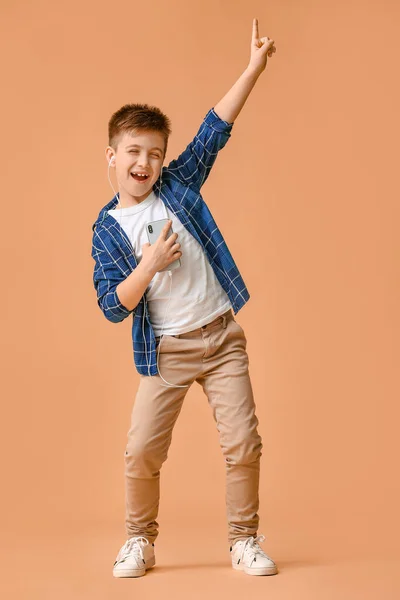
[148,558,323,574]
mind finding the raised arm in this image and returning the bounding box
[165,18,276,191]
[213,18,276,124]
[166,107,234,191]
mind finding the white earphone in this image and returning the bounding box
[107,153,188,389]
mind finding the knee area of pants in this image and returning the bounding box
[225,439,263,465]
[125,444,146,464]
[124,444,167,470]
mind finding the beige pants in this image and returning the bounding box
[124,308,263,547]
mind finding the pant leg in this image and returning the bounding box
[124,336,196,543]
[195,316,263,547]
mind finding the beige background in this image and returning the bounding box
[1,0,399,597]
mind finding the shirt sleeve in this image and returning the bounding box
[165,107,234,191]
[91,230,135,323]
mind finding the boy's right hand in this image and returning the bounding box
[141,220,182,275]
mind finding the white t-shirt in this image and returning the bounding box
[107,190,232,336]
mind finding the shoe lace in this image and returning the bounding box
[116,536,149,564]
[238,534,271,563]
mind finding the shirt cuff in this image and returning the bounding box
[114,288,133,316]
[204,107,234,133]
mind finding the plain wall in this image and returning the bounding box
[1,0,399,590]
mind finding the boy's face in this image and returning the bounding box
[108,129,166,200]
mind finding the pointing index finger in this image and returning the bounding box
[252,17,259,41]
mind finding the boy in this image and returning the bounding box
[91,19,277,577]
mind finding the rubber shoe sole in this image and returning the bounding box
[232,559,278,576]
[113,555,156,578]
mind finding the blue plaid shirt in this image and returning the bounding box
[91,107,250,376]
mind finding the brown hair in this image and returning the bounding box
[108,102,172,157]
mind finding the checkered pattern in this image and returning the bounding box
[91,107,250,376]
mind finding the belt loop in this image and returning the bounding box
[222,314,227,329]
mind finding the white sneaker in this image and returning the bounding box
[230,534,278,576]
[113,536,156,578]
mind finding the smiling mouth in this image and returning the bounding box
[131,173,150,183]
